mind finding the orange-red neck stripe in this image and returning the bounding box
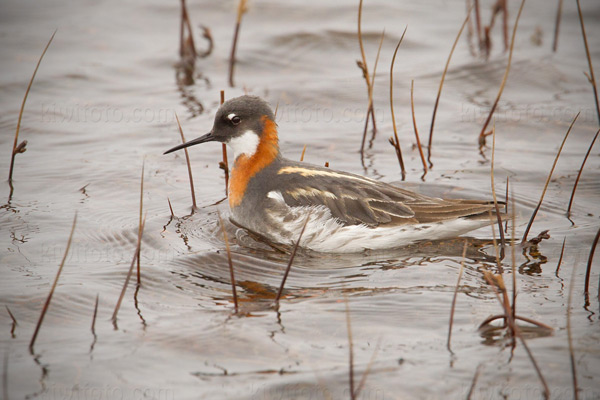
[228,116,279,208]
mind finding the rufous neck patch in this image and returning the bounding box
[228,116,279,208]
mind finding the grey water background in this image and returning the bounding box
[1,0,599,399]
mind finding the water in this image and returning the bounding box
[1,0,599,399]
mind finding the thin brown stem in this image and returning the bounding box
[410,80,428,179]
[91,294,99,336]
[167,197,175,217]
[447,241,468,352]
[575,0,600,125]
[8,30,56,186]
[465,0,477,56]
[136,160,144,285]
[501,0,508,51]
[354,337,381,399]
[473,0,482,49]
[389,27,408,180]
[504,176,509,233]
[174,113,197,210]
[567,129,599,218]
[357,0,372,156]
[522,112,578,243]
[275,214,310,302]
[490,125,506,249]
[228,0,248,87]
[357,0,370,99]
[479,314,553,331]
[30,213,77,352]
[583,226,600,299]
[217,210,238,313]
[300,145,307,162]
[427,9,472,168]
[466,364,482,400]
[5,306,17,327]
[478,0,526,148]
[567,260,579,400]
[180,0,197,59]
[552,0,564,52]
[111,214,146,328]
[516,328,550,399]
[220,91,229,196]
[555,237,566,276]
[2,350,7,400]
[366,29,385,146]
[6,306,17,338]
[179,0,184,57]
[345,295,355,400]
[510,186,517,320]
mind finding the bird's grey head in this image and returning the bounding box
[163,95,277,159]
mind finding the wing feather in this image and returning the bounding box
[275,164,497,227]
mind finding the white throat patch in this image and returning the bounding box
[228,130,260,159]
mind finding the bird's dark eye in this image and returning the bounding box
[231,116,241,125]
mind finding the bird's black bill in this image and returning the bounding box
[163,132,215,155]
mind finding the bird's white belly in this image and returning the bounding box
[264,202,488,253]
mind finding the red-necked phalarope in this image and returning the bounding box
[165,95,501,253]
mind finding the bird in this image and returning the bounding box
[164,95,502,253]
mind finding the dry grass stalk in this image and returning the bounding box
[521,112,578,243]
[583,227,600,302]
[485,0,509,56]
[490,125,506,249]
[30,213,77,352]
[575,0,600,125]
[504,177,509,233]
[354,337,381,399]
[410,80,428,179]
[5,306,17,327]
[167,197,175,217]
[8,30,56,189]
[91,294,99,337]
[198,26,214,58]
[567,260,579,400]
[510,188,517,318]
[447,241,469,352]
[516,328,550,399]
[555,237,566,276]
[481,215,551,399]
[174,113,198,210]
[6,306,17,338]
[179,0,196,59]
[300,145,307,162]
[344,294,355,400]
[479,314,552,331]
[2,350,7,400]
[389,27,408,180]
[552,0,564,52]
[466,364,482,400]
[478,0,526,150]
[473,0,482,49]
[111,214,147,328]
[567,129,599,219]
[275,214,310,302]
[356,0,377,156]
[136,161,144,285]
[367,30,385,138]
[360,29,385,156]
[217,210,238,313]
[220,90,229,196]
[228,0,248,87]
[427,9,472,168]
[465,0,476,56]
